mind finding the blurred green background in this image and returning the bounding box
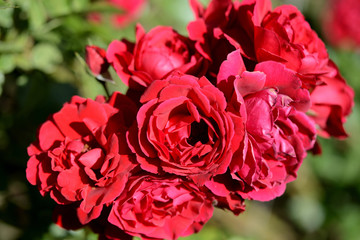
[0,0,359,239]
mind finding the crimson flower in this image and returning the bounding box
[127,72,236,185]
[108,174,214,240]
[106,25,208,92]
[26,92,138,224]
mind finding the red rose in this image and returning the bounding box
[188,0,270,77]
[26,92,138,224]
[108,174,214,240]
[187,0,236,79]
[189,0,354,139]
[106,25,208,91]
[214,52,316,201]
[256,4,332,86]
[88,0,146,28]
[188,0,331,87]
[204,171,246,215]
[127,72,236,184]
[260,6,354,137]
[322,0,360,49]
[217,50,311,111]
[233,88,316,201]
[85,45,109,76]
[309,61,355,138]
[109,0,146,27]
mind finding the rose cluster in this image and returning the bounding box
[26,0,354,239]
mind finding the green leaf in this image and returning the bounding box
[62,15,90,34]
[86,2,124,14]
[31,43,63,73]
[12,0,30,10]
[69,0,89,12]
[0,72,4,96]
[40,1,123,20]
[28,0,47,31]
[0,6,14,28]
[182,225,227,240]
[287,195,325,232]
[75,52,88,70]
[32,22,62,43]
[108,67,128,94]
[0,0,17,8]
[42,0,71,18]
[0,54,16,73]
[0,31,30,54]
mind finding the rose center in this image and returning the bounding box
[187,119,209,146]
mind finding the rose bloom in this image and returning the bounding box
[204,169,246,215]
[309,61,354,138]
[188,0,354,139]
[86,45,109,76]
[211,51,317,201]
[26,92,137,224]
[322,0,360,49]
[109,0,146,27]
[188,0,331,86]
[127,72,236,185]
[88,0,146,28]
[106,25,208,92]
[108,174,214,240]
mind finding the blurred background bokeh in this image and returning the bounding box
[1,0,359,239]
